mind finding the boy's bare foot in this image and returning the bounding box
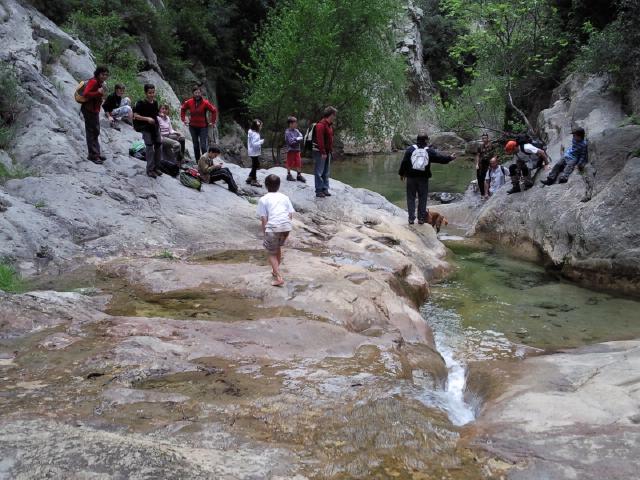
[272,277,285,287]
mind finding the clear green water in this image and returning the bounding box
[331,153,475,207]
[333,154,640,354]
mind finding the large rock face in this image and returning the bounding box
[472,74,640,295]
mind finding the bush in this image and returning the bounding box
[0,262,24,293]
[0,162,33,183]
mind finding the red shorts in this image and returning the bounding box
[286,151,302,169]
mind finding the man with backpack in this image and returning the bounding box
[79,66,109,164]
[504,135,549,194]
[180,86,218,160]
[399,133,456,225]
[312,106,337,198]
[484,156,508,198]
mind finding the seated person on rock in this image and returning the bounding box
[483,156,509,199]
[198,146,239,194]
[102,83,133,130]
[540,127,594,202]
[157,104,186,166]
[504,137,549,194]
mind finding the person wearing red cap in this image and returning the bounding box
[504,136,549,194]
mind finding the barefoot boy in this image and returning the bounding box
[257,174,295,286]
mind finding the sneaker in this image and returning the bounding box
[408,220,415,225]
[286,173,295,181]
[507,185,521,195]
[147,172,158,178]
[540,179,554,186]
[558,177,568,184]
[250,180,263,187]
[296,173,306,183]
[323,191,332,197]
[98,155,107,161]
[418,219,425,225]
[246,177,252,184]
[316,192,326,198]
[154,170,163,176]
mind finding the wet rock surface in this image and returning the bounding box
[475,340,640,480]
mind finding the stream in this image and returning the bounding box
[332,152,640,426]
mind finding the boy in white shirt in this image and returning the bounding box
[257,174,295,286]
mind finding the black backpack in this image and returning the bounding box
[303,123,317,152]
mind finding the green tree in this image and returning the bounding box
[439,0,566,133]
[244,0,408,157]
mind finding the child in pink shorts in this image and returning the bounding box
[284,116,306,182]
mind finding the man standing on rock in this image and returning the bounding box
[133,84,163,179]
[81,66,109,164]
[313,106,337,198]
[180,86,218,160]
[476,133,494,197]
[399,133,456,225]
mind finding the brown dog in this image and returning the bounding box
[426,211,448,233]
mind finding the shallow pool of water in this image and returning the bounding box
[331,153,475,207]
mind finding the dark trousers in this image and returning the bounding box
[477,165,489,196]
[406,176,429,222]
[313,151,332,193]
[209,167,238,193]
[249,156,260,180]
[82,108,101,159]
[509,160,534,188]
[189,125,208,160]
[142,129,162,174]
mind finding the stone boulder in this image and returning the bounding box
[471,74,640,295]
[429,131,466,151]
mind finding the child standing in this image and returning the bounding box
[257,174,295,287]
[284,116,306,182]
[247,119,265,187]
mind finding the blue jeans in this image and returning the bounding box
[313,151,332,193]
[189,125,208,160]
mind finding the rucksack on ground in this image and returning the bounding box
[74,79,90,103]
[179,170,202,191]
[303,123,317,152]
[410,145,430,170]
[129,140,145,161]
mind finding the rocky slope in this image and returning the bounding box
[0,2,481,478]
[435,74,640,295]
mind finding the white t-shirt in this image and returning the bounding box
[257,192,295,232]
[522,143,540,155]
[485,165,508,194]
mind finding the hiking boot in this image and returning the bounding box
[507,185,521,195]
[154,170,163,176]
[540,178,555,186]
[408,219,415,225]
[88,156,104,165]
[286,173,295,181]
[316,192,326,198]
[323,191,332,197]
[558,177,568,184]
[250,180,262,187]
[147,171,158,178]
[246,177,252,184]
[296,173,306,183]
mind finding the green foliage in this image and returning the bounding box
[0,162,34,183]
[156,249,176,260]
[0,262,24,293]
[0,63,21,149]
[34,200,46,209]
[245,0,408,142]
[572,0,640,92]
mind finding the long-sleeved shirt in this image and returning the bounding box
[314,118,334,154]
[157,114,175,136]
[82,77,104,113]
[180,97,218,128]
[247,129,264,157]
[564,138,588,165]
[398,145,454,179]
[198,153,223,183]
[284,128,303,152]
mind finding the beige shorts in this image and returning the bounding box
[263,231,289,254]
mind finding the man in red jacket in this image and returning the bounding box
[81,66,109,164]
[313,106,337,198]
[180,86,218,160]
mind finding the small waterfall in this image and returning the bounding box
[418,302,476,426]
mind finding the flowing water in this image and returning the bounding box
[332,154,640,426]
